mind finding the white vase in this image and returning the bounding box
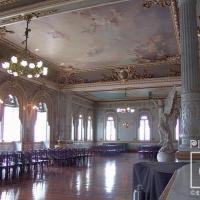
[157,151,175,162]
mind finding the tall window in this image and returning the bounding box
[34,103,50,147]
[138,115,150,141]
[87,116,93,141]
[2,94,21,142]
[71,116,74,141]
[175,118,180,141]
[105,116,116,141]
[78,114,84,141]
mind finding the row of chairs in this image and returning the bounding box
[0,147,93,180]
[91,145,123,155]
[47,147,93,166]
[0,150,49,180]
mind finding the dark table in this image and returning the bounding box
[133,162,188,200]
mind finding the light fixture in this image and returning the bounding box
[1,15,48,78]
[117,107,135,113]
[116,88,135,113]
[143,0,171,8]
[122,122,129,128]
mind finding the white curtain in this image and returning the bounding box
[3,106,21,142]
[34,112,50,143]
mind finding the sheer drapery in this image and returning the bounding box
[78,115,84,141]
[71,116,74,141]
[34,111,50,143]
[87,116,93,141]
[138,115,150,141]
[175,118,180,141]
[105,116,116,141]
[3,106,21,142]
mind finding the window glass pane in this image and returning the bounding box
[175,118,179,141]
[3,106,21,142]
[87,116,93,141]
[71,117,74,141]
[78,115,84,141]
[34,112,50,143]
[105,116,116,141]
[34,103,50,147]
[139,115,150,141]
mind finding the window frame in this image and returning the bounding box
[1,94,22,142]
[87,115,93,141]
[77,114,84,141]
[34,102,50,147]
[104,115,117,141]
[137,111,152,142]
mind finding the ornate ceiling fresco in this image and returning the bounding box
[0,0,188,101]
[3,0,178,72]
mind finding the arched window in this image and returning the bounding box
[138,115,150,141]
[2,94,21,142]
[34,102,50,147]
[78,114,84,141]
[87,116,93,141]
[71,115,74,141]
[105,116,116,141]
[175,118,180,141]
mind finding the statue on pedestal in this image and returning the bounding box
[152,86,177,161]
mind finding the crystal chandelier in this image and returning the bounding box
[1,15,48,78]
[143,0,171,8]
[116,88,135,113]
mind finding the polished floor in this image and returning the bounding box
[0,153,142,200]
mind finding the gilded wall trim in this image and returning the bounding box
[170,0,180,53]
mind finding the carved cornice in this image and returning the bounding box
[63,76,181,92]
[0,0,129,26]
[60,55,181,73]
[1,9,58,25]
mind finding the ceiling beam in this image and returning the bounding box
[0,0,129,26]
[63,76,181,92]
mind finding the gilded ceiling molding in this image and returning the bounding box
[63,76,181,92]
[170,0,180,53]
[0,0,129,26]
[143,0,171,8]
[102,67,153,82]
[0,0,19,6]
[1,9,58,25]
[61,55,181,73]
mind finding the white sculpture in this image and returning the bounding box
[152,86,177,161]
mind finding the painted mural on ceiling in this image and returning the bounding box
[4,0,178,70]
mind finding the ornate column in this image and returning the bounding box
[178,0,200,154]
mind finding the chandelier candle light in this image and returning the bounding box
[116,88,135,113]
[1,15,48,78]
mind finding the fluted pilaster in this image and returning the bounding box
[178,0,200,151]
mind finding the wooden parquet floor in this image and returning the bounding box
[0,153,143,200]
